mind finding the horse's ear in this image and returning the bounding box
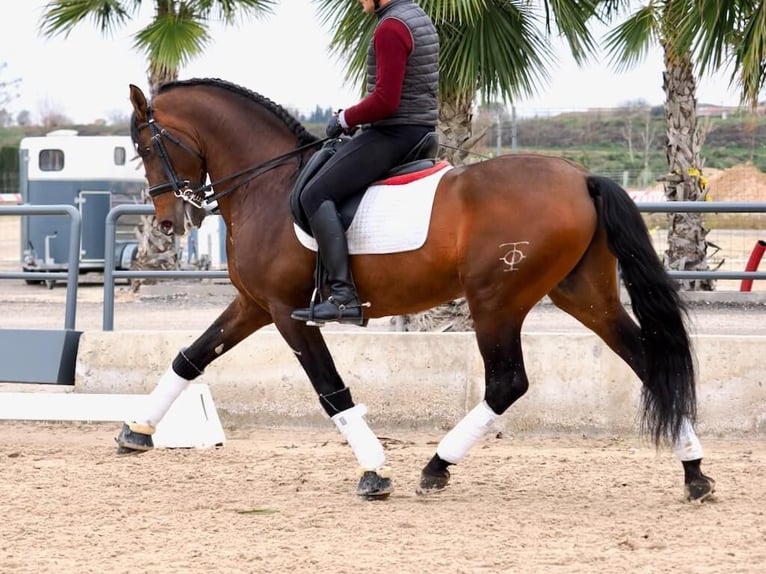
[129,84,149,122]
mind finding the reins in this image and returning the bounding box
[138,107,330,209]
[139,110,482,213]
[203,138,329,206]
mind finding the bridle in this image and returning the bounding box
[135,106,327,209]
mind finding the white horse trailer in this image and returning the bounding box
[18,131,146,282]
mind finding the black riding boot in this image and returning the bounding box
[291,201,364,325]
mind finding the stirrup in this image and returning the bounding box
[308,300,369,326]
[291,289,370,326]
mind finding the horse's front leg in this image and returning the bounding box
[273,311,392,500]
[115,294,271,452]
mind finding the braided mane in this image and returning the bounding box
[157,78,320,147]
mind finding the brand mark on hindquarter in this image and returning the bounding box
[499,241,529,271]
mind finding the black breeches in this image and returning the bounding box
[299,124,433,217]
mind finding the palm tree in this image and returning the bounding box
[602,1,714,290]
[40,0,276,280]
[604,1,766,291]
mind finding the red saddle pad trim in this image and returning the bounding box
[375,160,451,186]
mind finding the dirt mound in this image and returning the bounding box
[640,162,766,201]
[705,162,766,201]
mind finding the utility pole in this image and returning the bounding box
[511,104,518,152]
[495,110,502,157]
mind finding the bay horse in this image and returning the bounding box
[117,77,715,503]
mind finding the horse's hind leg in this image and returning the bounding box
[418,314,529,495]
[272,311,392,500]
[115,294,272,453]
[548,248,714,502]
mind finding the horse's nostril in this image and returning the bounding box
[159,220,174,235]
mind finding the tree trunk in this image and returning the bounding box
[436,90,482,168]
[657,47,714,291]
[129,186,179,291]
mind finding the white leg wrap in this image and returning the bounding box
[437,401,499,464]
[672,417,704,461]
[332,404,385,470]
[127,367,190,434]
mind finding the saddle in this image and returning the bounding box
[289,131,440,234]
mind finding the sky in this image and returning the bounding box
[0,0,747,126]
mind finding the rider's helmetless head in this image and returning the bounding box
[359,0,389,15]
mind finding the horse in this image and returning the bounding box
[117,77,715,503]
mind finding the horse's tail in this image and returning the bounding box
[586,174,696,447]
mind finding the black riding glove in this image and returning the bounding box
[326,115,344,138]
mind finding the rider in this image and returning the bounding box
[291,0,439,325]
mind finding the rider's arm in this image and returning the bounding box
[340,18,412,128]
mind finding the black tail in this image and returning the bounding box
[586,175,697,447]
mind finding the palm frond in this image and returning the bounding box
[542,0,600,64]
[734,1,766,107]
[39,0,133,38]
[603,4,659,73]
[439,2,554,102]
[133,15,210,73]
[195,0,276,25]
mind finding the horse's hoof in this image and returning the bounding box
[115,423,154,454]
[356,467,393,500]
[416,469,450,495]
[685,475,716,502]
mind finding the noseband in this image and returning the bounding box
[136,106,328,209]
[139,108,207,207]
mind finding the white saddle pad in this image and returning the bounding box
[294,162,453,254]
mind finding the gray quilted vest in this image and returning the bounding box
[366,0,439,127]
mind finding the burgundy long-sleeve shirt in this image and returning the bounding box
[340,18,412,128]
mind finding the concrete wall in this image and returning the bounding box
[75,331,766,437]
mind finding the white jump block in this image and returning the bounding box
[0,383,226,449]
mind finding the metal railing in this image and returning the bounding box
[637,201,766,281]
[4,200,756,331]
[0,205,81,330]
[102,204,228,330]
